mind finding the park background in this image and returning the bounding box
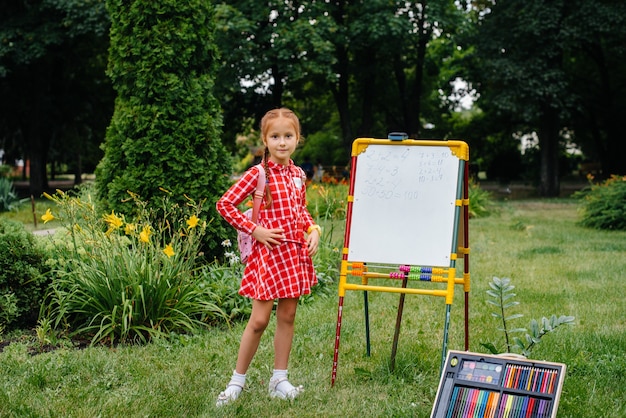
[1,1,626,417]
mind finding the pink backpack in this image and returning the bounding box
[237,165,265,264]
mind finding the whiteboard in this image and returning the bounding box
[347,140,465,267]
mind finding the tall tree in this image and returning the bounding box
[214,1,336,150]
[97,0,232,259]
[0,0,111,196]
[465,1,576,196]
[215,0,465,160]
[563,1,626,176]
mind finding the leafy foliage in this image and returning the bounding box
[0,178,23,212]
[0,218,50,329]
[196,257,251,323]
[0,293,18,335]
[40,187,227,346]
[462,1,626,195]
[306,183,348,221]
[482,276,575,357]
[96,0,233,260]
[468,179,493,218]
[575,175,626,230]
[0,0,112,194]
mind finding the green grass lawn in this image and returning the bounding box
[0,197,59,232]
[1,198,625,417]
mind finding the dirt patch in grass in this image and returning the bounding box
[0,329,90,355]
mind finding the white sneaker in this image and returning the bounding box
[268,377,304,400]
[216,383,243,407]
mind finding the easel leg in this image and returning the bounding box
[331,296,345,387]
[390,277,409,372]
[440,304,452,373]
[364,291,371,357]
[464,291,469,351]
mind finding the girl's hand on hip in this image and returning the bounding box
[252,226,285,249]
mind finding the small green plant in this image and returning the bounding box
[0,178,26,212]
[0,292,18,335]
[575,174,626,230]
[35,317,54,352]
[481,276,575,357]
[468,179,493,218]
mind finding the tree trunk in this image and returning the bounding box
[356,51,376,137]
[73,153,83,185]
[393,55,410,133]
[27,143,49,198]
[538,106,560,197]
[23,117,49,198]
[271,63,284,108]
[411,2,430,139]
[332,43,353,159]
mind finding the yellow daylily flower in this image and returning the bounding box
[41,209,55,224]
[163,244,175,258]
[139,225,152,243]
[124,223,136,235]
[103,211,123,235]
[103,211,123,228]
[186,215,199,229]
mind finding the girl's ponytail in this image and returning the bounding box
[263,147,272,208]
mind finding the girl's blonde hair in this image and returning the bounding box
[259,108,301,207]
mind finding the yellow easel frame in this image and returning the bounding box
[331,138,471,386]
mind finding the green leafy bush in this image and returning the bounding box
[0,218,50,328]
[40,187,226,346]
[575,175,626,230]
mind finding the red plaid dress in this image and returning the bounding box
[216,159,318,300]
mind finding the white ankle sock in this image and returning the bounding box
[225,370,246,397]
[271,369,295,393]
[272,369,288,381]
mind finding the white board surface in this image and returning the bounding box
[347,142,462,266]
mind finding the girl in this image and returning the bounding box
[215,108,321,405]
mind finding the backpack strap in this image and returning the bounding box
[251,164,266,223]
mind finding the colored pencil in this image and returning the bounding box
[541,370,550,393]
[537,399,545,418]
[455,386,465,418]
[460,387,471,418]
[548,370,556,394]
[512,395,522,418]
[464,387,474,418]
[487,392,500,418]
[476,390,488,417]
[513,366,521,389]
[524,397,535,418]
[503,365,511,388]
[526,368,534,392]
[536,369,544,393]
[472,388,481,418]
[446,385,459,418]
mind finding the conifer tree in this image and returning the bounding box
[96,0,233,258]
